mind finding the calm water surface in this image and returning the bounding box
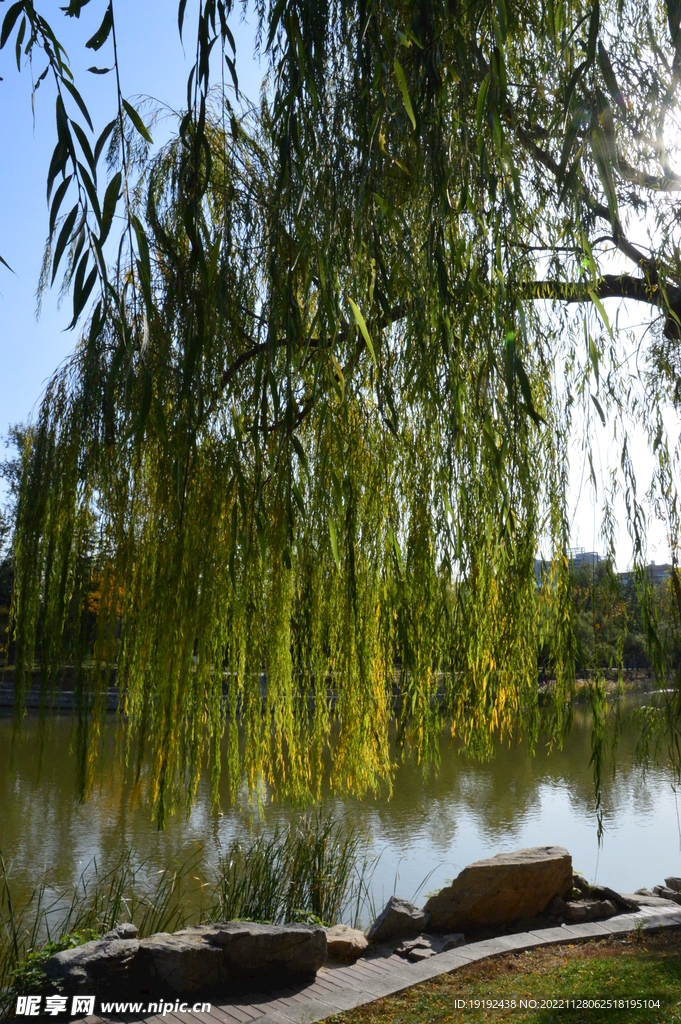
[1,707,680,922]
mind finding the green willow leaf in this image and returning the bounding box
[15,14,25,71]
[588,288,612,336]
[178,0,189,41]
[77,161,100,222]
[266,0,286,50]
[328,518,340,570]
[393,57,416,131]
[597,42,624,108]
[85,2,112,51]
[476,72,490,134]
[94,117,116,165]
[591,392,606,425]
[61,78,93,131]
[588,334,600,384]
[348,297,377,368]
[0,1,24,50]
[122,100,153,144]
[49,174,73,239]
[72,122,96,174]
[46,138,69,204]
[586,0,600,67]
[51,203,78,285]
[99,170,121,245]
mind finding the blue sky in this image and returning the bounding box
[0,1,263,438]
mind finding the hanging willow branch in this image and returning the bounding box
[3,0,681,824]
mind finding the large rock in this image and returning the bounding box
[424,846,572,932]
[367,896,429,944]
[45,921,326,997]
[138,922,326,994]
[665,877,681,892]
[324,925,368,961]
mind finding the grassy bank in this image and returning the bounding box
[331,929,681,1023]
[0,812,372,1020]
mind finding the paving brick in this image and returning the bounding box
[559,921,611,941]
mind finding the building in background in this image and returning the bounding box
[534,549,672,587]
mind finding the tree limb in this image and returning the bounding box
[518,274,681,336]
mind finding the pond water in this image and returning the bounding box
[1,705,680,923]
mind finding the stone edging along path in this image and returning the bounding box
[91,903,681,1024]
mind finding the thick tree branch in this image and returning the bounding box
[618,156,681,192]
[518,274,681,336]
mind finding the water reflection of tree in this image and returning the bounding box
[2,708,672,892]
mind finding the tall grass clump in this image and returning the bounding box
[212,811,372,927]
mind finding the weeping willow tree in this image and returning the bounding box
[3,0,681,825]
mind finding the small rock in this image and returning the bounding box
[565,899,617,923]
[652,885,681,905]
[395,937,438,961]
[367,896,429,944]
[395,932,465,961]
[180,921,325,990]
[569,877,636,913]
[409,947,436,962]
[325,924,368,962]
[665,877,681,892]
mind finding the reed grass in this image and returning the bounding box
[0,812,372,1019]
[212,810,372,926]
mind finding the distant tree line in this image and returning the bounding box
[537,560,680,679]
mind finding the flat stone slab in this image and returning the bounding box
[623,892,680,908]
[424,845,572,932]
[653,885,681,904]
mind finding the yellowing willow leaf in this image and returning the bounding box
[393,57,416,131]
[348,297,377,368]
[328,518,340,570]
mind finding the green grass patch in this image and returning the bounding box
[331,929,681,1023]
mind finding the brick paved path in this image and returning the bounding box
[91,903,681,1024]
